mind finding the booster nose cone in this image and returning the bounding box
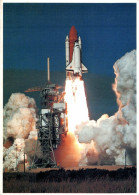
[69,26,78,62]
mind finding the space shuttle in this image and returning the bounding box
[65,26,88,79]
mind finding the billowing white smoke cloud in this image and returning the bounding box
[76,50,136,165]
[3,93,37,140]
[4,138,26,170]
[3,93,39,170]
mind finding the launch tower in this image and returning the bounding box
[25,58,67,168]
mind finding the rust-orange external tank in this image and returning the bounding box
[69,26,78,62]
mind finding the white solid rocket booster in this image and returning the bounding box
[65,36,70,66]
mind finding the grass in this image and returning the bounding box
[3,178,136,193]
[3,167,136,193]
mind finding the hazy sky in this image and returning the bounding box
[3,3,136,75]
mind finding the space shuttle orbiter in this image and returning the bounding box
[65,26,88,79]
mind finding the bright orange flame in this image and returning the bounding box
[65,77,89,133]
[55,76,97,168]
[64,77,89,164]
[55,131,84,168]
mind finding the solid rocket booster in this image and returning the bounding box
[65,26,88,78]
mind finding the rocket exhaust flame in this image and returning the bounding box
[55,76,91,167]
[65,77,89,133]
[55,76,90,168]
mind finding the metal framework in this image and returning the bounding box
[31,83,66,168]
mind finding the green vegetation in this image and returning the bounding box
[3,167,136,193]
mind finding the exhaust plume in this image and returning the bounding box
[76,50,136,165]
[55,77,90,167]
[55,132,83,168]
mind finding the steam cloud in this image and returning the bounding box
[76,50,136,165]
[3,93,39,170]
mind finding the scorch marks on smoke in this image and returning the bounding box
[76,50,136,165]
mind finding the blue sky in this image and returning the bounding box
[3,3,136,75]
